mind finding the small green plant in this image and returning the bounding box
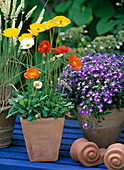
[7,89,73,122]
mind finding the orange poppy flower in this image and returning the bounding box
[69,54,77,62]
[69,55,82,70]
[24,68,39,79]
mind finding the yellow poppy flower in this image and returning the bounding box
[30,23,46,32]
[28,29,39,36]
[52,16,71,27]
[42,20,56,30]
[28,23,46,36]
[18,33,33,42]
[2,28,20,37]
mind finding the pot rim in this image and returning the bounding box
[20,116,65,122]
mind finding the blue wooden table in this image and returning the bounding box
[0,116,124,170]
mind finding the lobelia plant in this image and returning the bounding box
[57,52,124,128]
[7,14,74,122]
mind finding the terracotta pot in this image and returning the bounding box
[76,106,124,148]
[104,143,124,170]
[70,138,106,167]
[21,117,65,162]
[0,106,16,148]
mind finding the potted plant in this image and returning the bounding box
[58,52,124,148]
[0,0,24,148]
[7,15,74,162]
[0,0,46,149]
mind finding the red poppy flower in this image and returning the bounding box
[38,40,51,53]
[54,45,71,54]
[24,68,39,79]
[69,54,82,70]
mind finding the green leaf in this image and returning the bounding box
[94,1,115,18]
[40,95,48,101]
[34,103,40,108]
[19,98,25,107]
[29,109,32,114]
[68,1,92,26]
[27,116,33,122]
[96,18,114,35]
[104,112,112,115]
[55,1,72,13]
[19,108,25,114]
[33,118,36,123]
[64,102,72,107]
[42,110,48,117]
[6,109,18,118]
[110,105,116,110]
[44,107,49,111]
[24,99,28,104]
[119,99,122,105]
[7,99,15,105]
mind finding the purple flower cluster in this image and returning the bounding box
[57,53,124,129]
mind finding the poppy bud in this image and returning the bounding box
[43,60,46,65]
[22,51,27,55]
[42,53,46,59]
[35,113,40,119]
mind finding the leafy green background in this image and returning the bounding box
[24,0,124,39]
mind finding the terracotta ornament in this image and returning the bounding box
[70,138,106,167]
[104,143,124,170]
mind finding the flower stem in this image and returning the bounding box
[56,27,61,48]
[35,36,38,66]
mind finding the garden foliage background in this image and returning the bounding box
[21,0,124,60]
[24,0,124,39]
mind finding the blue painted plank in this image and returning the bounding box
[0,146,107,169]
[0,150,107,169]
[0,116,122,170]
[0,145,71,154]
[0,158,107,170]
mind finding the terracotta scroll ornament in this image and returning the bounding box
[70,138,106,167]
[104,143,124,170]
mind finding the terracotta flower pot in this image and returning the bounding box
[21,117,65,162]
[0,106,16,148]
[76,106,124,148]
